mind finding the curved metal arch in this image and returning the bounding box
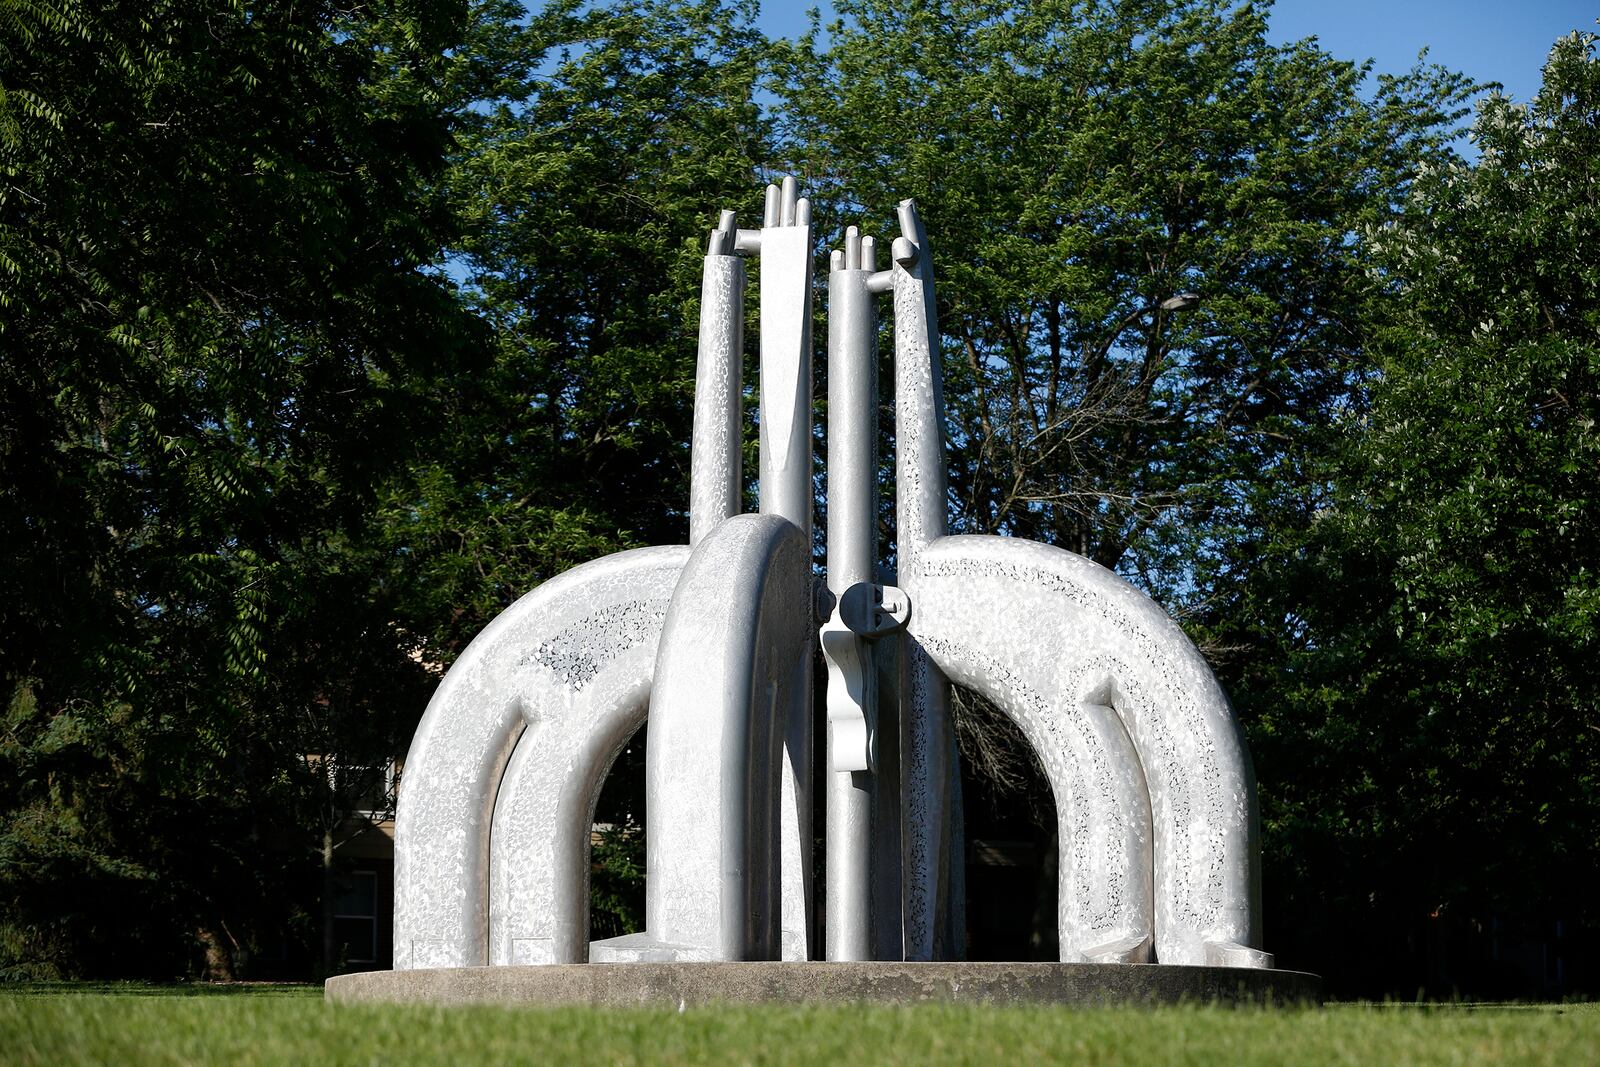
[487,678,650,966]
[593,513,812,962]
[392,545,689,970]
[644,513,810,959]
[905,534,1266,966]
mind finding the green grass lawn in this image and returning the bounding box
[1,985,1595,1066]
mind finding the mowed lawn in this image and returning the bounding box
[1,985,1596,1066]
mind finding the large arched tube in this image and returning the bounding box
[593,513,811,961]
[392,545,689,970]
[905,534,1266,966]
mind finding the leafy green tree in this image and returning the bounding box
[0,0,491,978]
[781,0,1479,966]
[0,0,774,978]
[385,0,777,661]
[783,0,1473,609]
[1223,29,1600,994]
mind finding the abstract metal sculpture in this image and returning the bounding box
[390,178,1273,972]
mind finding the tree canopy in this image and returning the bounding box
[1216,28,1600,994]
[0,0,491,977]
[783,0,1473,624]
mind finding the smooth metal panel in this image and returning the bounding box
[825,258,879,960]
[631,514,811,959]
[755,183,817,960]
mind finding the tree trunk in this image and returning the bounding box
[321,827,336,972]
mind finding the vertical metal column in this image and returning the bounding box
[755,177,817,959]
[824,228,879,960]
[891,199,963,960]
[757,177,815,537]
[689,211,745,545]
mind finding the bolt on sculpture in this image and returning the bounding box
[391,177,1272,971]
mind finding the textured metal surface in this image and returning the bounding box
[689,249,744,546]
[487,674,650,966]
[890,200,962,961]
[908,539,1160,964]
[393,546,688,970]
[327,961,1321,1007]
[605,513,810,960]
[914,536,1266,966]
[869,629,905,961]
[886,198,1264,967]
[392,181,1275,980]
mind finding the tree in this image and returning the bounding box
[384,0,778,662]
[780,0,1477,965]
[1220,29,1600,995]
[0,0,777,978]
[0,0,491,978]
[8,0,1585,990]
[782,0,1473,610]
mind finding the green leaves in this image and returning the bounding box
[1217,29,1600,992]
[786,0,1474,597]
[427,0,773,561]
[0,0,772,977]
[0,0,493,977]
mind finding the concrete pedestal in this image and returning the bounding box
[325,961,1321,1007]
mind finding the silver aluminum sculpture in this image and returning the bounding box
[392,178,1273,971]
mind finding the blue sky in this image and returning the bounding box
[756,1,1599,106]
[1268,0,1596,103]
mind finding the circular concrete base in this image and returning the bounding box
[325,961,1321,1008]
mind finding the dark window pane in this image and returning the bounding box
[338,764,394,815]
[334,872,376,917]
[333,917,375,962]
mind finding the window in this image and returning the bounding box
[334,761,398,819]
[332,871,378,964]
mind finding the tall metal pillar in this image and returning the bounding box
[752,176,817,959]
[891,199,964,960]
[823,227,880,960]
[689,210,745,545]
